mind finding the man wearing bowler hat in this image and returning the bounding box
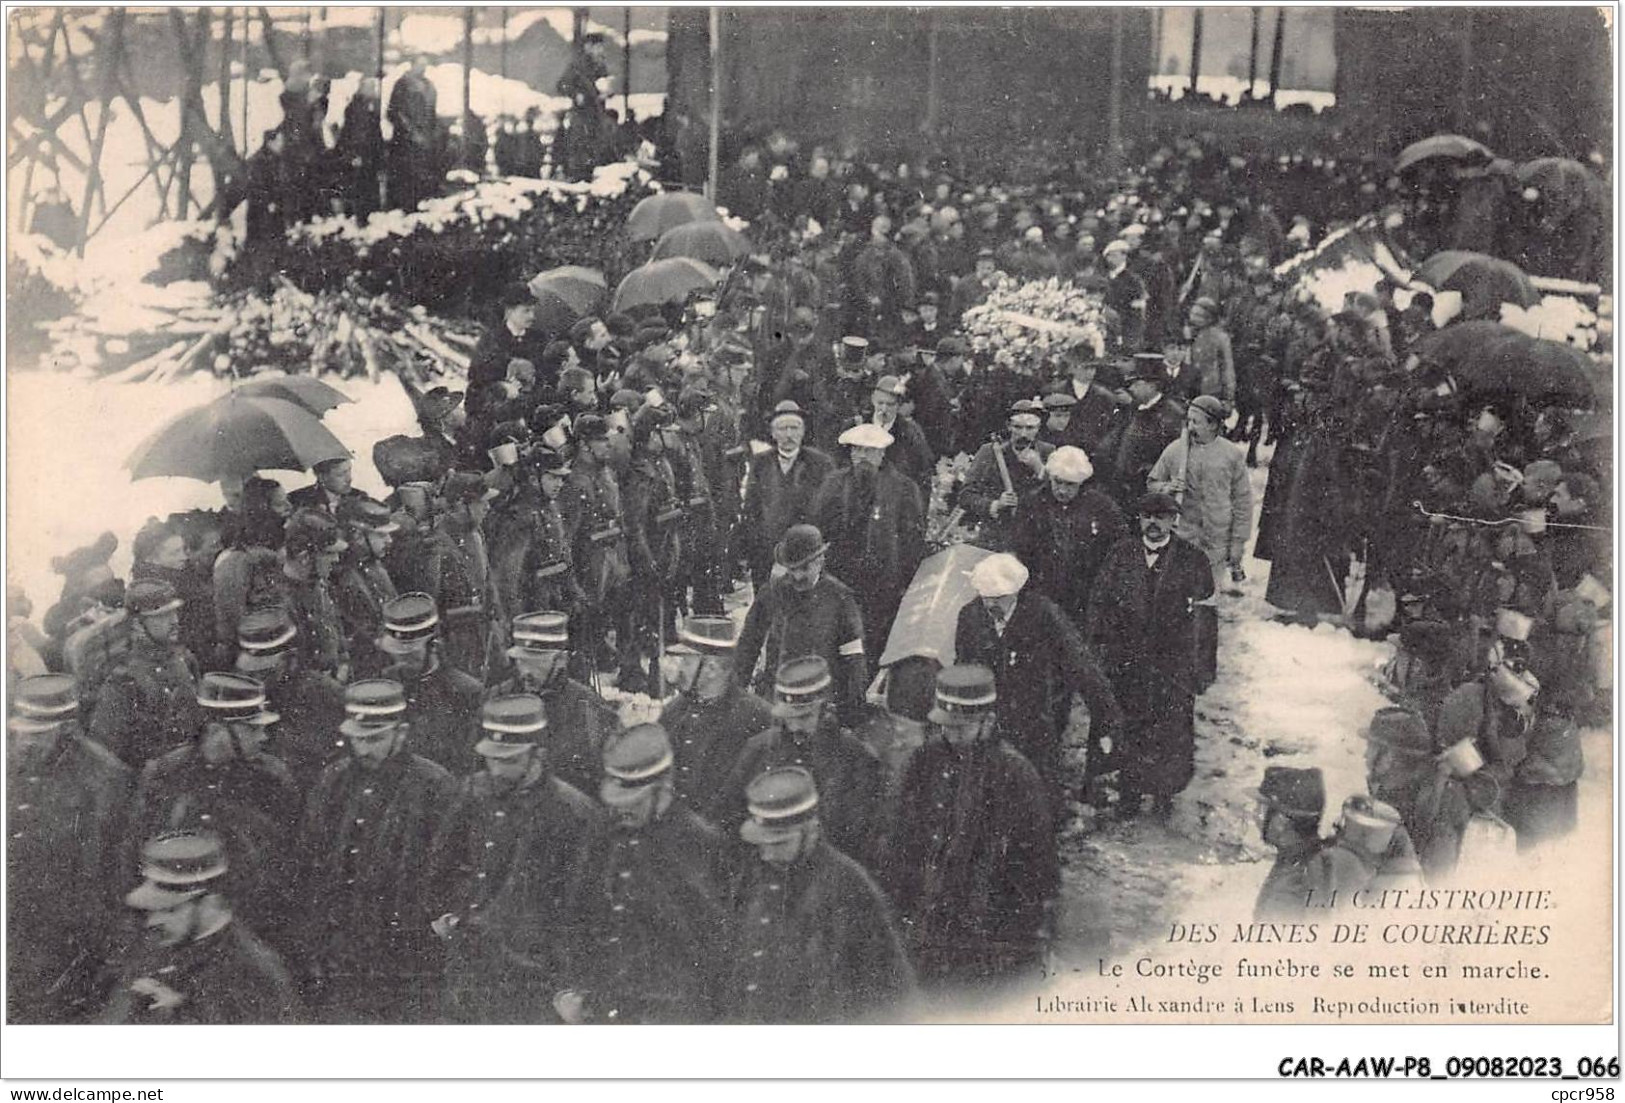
[7,674,132,1023]
[735,524,869,725]
[883,665,1059,990]
[815,421,927,663]
[661,614,775,809]
[554,723,728,1024]
[739,400,836,589]
[88,577,200,770]
[101,830,304,1023]
[725,766,914,1024]
[126,672,301,947]
[423,694,604,1023]
[719,656,883,868]
[233,606,346,788]
[1086,492,1214,818]
[374,592,485,777]
[485,610,620,794]
[295,678,457,1022]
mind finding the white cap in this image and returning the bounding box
[1023,225,1044,243]
[1045,446,1094,484]
[1121,222,1147,238]
[838,423,894,449]
[1102,239,1131,255]
[970,553,1029,598]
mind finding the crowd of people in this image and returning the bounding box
[8,107,1612,1026]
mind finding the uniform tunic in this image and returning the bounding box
[384,657,485,778]
[99,920,304,1024]
[661,686,776,811]
[735,574,868,724]
[88,635,200,770]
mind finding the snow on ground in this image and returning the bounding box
[1149,73,1335,113]
[5,370,419,624]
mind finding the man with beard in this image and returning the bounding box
[296,679,458,1022]
[814,423,927,665]
[866,374,936,494]
[333,497,400,678]
[718,656,883,870]
[1101,355,1187,510]
[100,831,303,1024]
[554,724,729,1024]
[485,611,620,795]
[1086,493,1215,819]
[882,665,1058,990]
[739,401,836,590]
[960,401,1056,539]
[724,766,914,1023]
[89,578,200,770]
[1013,447,1128,629]
[277,509,350,681]
[126,673,300,948]
[375,593,484,778]
[8,675,132,1023]
[954,553,1123,806]
[734,525,868,725]
[232,606,345,788]
[661,615,775,810]
[423,694,604,1023]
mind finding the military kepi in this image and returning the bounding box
[771,655,832,719]
[740,766,820,844]
[927,664,998,725]
[476,694,547,758]
[125,830,229,911]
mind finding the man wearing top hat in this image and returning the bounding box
[724,765,914,1024]
[126,672,301,947]
[959,400,1057,539]
[554,723,729,1024]
[814,421,927,665]
[661,615,775,810]
[277,508,351,682]
[883,664,1059,990]
[486,611,620,795]
[233,606,346,789]
[88,577,200,770]
[101,830,304,1024]
[734,524,869,726]
[718,656,883,870]
[1086,493,1214,817]
[469,285,541,391]
[808,336,878,456]
[867,373,936,493]
[954,553,1123,806]
[295,678,458,1022]
[374,592,485,777]
[423,693,605,1023]
[739,401,836,590]
[333,497,401,678]
[8,675,132,1023]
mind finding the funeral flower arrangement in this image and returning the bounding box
[959,274,1108,368]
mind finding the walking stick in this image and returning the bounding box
[1174,423,1191,507]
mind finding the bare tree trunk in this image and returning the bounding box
[1248,8,1261,97]
[707,7,721,201]
[1268,8,1286,106]
[1189,9,1204,97]
[462,7,474,118]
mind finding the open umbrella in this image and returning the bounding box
[1410,320,1523,368]
[231,376,354,416]
[612,257,722,313]
[1516,157,1606,218]
[1415,252,1540,320]
[1472,335,1596,407]
[125,393,350,483]
[1394,134,1495,174]
[625,191,720,243]
[527,266,607,333]
[649,221,752,266]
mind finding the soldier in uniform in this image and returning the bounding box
[558,414,631,676]
[883,665,1059,990]
[296,679,458,1023]
[620,408,686,693]
[660,615,774,811]
[278,509,350,681]
[423,694,604,1023]
[739,400,836,589]
[554,724,729,1024]
[375,593,485,778]
[233,606,346,789]
[670,387,725,616]
[718,656,884,869]
[333,497,400,678]
[486,611,620,795]
[428,472,502,681]
[723,766,915,1023]
[960,400,1056,539]
[100,831,304,1024]
[734,525,868,725]
[490,449,586,629]
[7,675,132,1023]
[89,578,200,770]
